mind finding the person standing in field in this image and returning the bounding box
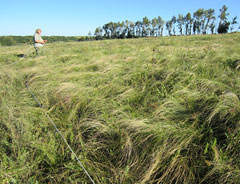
[34,29,47,56]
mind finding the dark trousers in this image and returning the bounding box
[35,47,40,56]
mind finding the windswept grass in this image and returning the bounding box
[0,33,240,183]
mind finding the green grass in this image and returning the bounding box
[0,33,240,183]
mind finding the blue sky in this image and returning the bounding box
[0,0,239,36]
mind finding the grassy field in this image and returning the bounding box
[0,33,240,184]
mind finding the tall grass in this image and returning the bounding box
[0,33,240,183]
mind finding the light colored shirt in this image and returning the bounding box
[34,33,44,47]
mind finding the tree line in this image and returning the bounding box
[0,36,80,46]
[94,5,239,40]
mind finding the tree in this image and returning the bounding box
[194,8,205,34]
[151,18,158,37]
[129,21,135,38]
[94,27,103,40]
[177,14,185,35]
[218,5,230,34]
[135,21,142,37]
[119,21,127,39]
[219,5,229,22]
[209,22,215,34]
[171,16,177,35]
[116,22,122,38]
[108,22,118,39]
[87,31,92,41]
[166,20,173,36]
[142,16,151,37]
[218,21,230,34]
[193,20,197,35]
[103,23,110,39]
[185,12,192,35]
[157,16,165,36]
[125,20,130,38]
[203,9,215,34]
[230,16,238,32]
[115,21,125,39]
[124,20,135,38]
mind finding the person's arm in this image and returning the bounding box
[35,39,46,44]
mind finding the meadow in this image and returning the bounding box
[0,33,240,183]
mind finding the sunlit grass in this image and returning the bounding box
[0,33,240,183]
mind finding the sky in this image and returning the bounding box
[0,0,239,36]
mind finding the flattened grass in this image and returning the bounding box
[0,33,240,183]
